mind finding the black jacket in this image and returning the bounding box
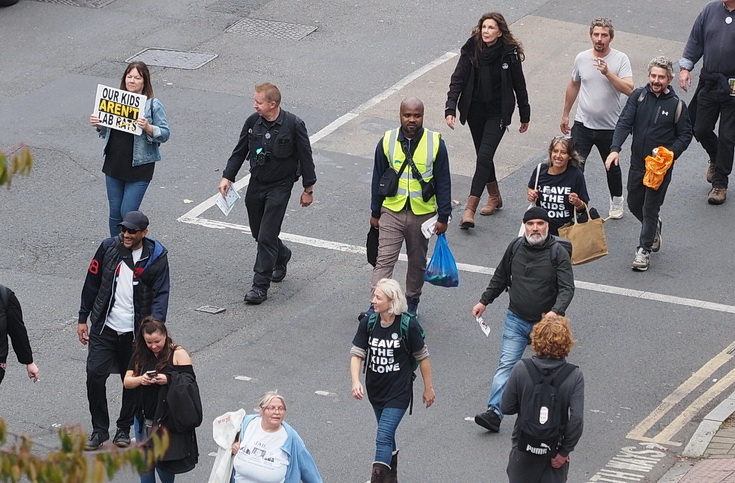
[479,236,575,322]
[610,85,693,167]
[223,109,317,187]
[445,37,531,128]
[0,285,33,366]
[79,236,170,334]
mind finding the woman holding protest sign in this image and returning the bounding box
[90,61,170,237]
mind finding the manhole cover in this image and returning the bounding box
[125,49,218,70]
[30,0,116,7]
[226,17,317,41]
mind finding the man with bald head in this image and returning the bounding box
[359,97,452,320]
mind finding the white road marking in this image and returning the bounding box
[234,375,252,381]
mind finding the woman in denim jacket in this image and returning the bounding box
[90,61,170,236]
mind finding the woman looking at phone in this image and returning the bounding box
[124,317,199,482]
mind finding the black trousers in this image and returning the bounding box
[627,164,672,251]
[571,121,623,197]
[245,178,293,291]
[467,104,506,196]
[86,325,135,435]
[694,88,735,188]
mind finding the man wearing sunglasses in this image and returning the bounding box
[77,210,170,451]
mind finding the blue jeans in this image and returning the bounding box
[135,418,175,483]
[105,176,150,237]
[486,310,534,417]
[372,406,407,466]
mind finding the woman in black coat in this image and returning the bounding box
[124,317,200,482]
[445,12,531,229]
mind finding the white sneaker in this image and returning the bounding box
[631,248,650,271]
[609,196,624,219]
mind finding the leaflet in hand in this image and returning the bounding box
[216,187,241,216]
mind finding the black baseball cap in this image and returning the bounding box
[119,211,149,231]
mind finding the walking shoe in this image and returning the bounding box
[609,196,624,219]
[244,288,267,304]
[271,247,292,283]
[84,431,109,451]
[358,305,375,322]
[113,427,131,448]
[651,218,662,253]
[707,162,716,183]
[708,187,727,205]
[406,297,419,316]
[631,248,650,272]
[474,409,501,432]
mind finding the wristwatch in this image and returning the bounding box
[304,190,314,195]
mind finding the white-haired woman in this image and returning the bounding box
[230,391,322,483]
[350,278,435,483]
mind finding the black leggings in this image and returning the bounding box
[467,106,506,196]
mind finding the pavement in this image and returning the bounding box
[659,391,735,482]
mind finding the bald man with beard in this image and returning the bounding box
[359,97,453,320]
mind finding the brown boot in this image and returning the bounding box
[480,181,503,215]
[460,196,480,229]
[385,450,399,483]
[371,462,390,483]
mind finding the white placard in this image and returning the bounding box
[93,84,146,135]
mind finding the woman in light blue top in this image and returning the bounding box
[230,391,322,483]
[90,61,170,236]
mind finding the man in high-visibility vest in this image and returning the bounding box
[360,97,452,319]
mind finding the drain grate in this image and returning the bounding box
[226,17,317,41]
[125,49,218,70]
[29,0,116,7]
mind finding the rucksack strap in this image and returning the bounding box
[523,359,577,427]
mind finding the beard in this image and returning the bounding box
[525,232,548,246]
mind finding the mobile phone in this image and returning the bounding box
[145,370,157,377]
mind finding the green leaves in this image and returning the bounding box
[0,144,33,188]
[0,418,170,482]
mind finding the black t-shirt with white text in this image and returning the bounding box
[352,315,425,409]
[528,164,590,234]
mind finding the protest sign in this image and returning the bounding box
[93,84,146,135]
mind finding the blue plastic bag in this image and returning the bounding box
[424,234,459,287]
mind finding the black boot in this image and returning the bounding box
[371,462,390,483]
[385,450,399,483]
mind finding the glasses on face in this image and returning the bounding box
[120,226,141,235]
[263,406,286,413]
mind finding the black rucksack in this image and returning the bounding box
[504,236,572,288]
[517,359,577,456]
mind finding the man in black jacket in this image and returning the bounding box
[0,284,40,385]
[77,210,170,450]
[606,56,693,271]
[471,207,575,433]
[218,82,316,305]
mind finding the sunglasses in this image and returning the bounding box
[119,226,142,235]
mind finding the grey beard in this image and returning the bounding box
[525,233,548,246]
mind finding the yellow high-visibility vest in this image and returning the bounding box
[381,128,440,215]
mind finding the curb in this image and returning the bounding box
[657,390,735,482]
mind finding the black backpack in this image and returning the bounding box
[517,359,577,456]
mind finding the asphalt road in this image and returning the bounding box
[1,0,734,482]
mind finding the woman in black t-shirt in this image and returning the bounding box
[528,136,594,235]
[350,278,435,483]
[90,61,170,237]
[124,317,198,482]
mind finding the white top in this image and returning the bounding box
[105,247,142,333]
[572,48,633,130]
[233,419,289,483]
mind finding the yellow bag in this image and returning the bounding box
[643,146,674,190]
[558,204,608,265]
